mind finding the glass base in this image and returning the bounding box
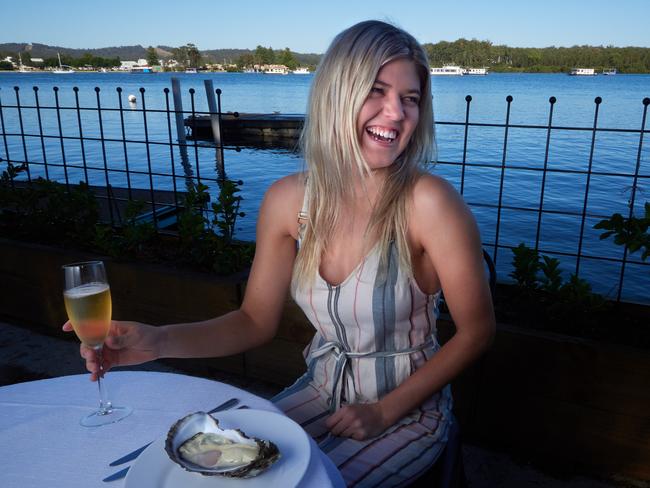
[81,405,133,427]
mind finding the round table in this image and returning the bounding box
[0,371,344,487]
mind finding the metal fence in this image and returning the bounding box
[434,94,649,302]
[0,83,648,303]
[0,81,228,227]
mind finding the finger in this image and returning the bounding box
[343,428,366,441]
[62,321,73,332]
[325,408,344,430]
[326,403,352,427]
[328,416,352,437]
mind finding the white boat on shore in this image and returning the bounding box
[292,67,310,74]
[52,53,75,74]
[430,65,464,76]
[602,68,617,75]
[264,66,289,74]
[17,54,30,73]
[569,67,596,76]
[185,68,198,74]
[464,67,488,75]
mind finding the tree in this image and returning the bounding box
[254,45,275,65]
[146,46,159,67]
[278,48,297,70]
[235,53,255,70]
[172,46,188,69]
[186,43,202,68]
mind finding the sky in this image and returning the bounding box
[2,0,649,52]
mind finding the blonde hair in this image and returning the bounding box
[293,20,436,288]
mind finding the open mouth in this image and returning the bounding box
[366,126,398,143]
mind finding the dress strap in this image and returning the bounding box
[310,337,435,413]
[297,180,310,244]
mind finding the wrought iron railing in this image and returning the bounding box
[0,84,648,303]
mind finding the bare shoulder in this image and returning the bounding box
[258,173,305,239]
[411,173,472,227]
[265,172,305,200]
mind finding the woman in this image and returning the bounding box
[65,20,495,486]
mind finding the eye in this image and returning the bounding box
[370,86,384,96]
[403,95,420,105]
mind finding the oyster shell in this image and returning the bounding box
[165,411,280,478]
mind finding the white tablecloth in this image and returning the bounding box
[0,371,345,488]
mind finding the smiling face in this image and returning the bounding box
[357,58,422,171]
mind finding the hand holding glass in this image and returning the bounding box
[63,261,132,426]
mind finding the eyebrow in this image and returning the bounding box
[374,79,421,96]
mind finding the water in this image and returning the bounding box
[1,71,649,303]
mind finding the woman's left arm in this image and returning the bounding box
[327,174,495,440]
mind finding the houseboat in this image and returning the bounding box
[430,65,464,76]
[292,67,310,74]
[463,67,488,75]
[569,68,596,76]
[264,65,289,74]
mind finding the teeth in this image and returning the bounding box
[367,127,397,141]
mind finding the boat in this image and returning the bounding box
[130,66,153,73]
[17,53,30,73]
[569,68,596,76]
[185,68,198,74]
[292,67,310,74]
[463,67,488,75]
[430,65,464,76]
[52,53,75,74]
[602,68,617,75]
[264,65,289,75]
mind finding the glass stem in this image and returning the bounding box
[96,345,113,415]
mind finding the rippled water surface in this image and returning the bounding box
[1,72,648,302]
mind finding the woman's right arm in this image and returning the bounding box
[65,175,303,380]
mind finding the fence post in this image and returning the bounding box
[203,79,224,178]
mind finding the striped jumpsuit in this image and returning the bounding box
[272,237,453,487]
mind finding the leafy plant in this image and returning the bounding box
[211,179,246,242]
[509,243,541,289]
[94,200,157,259]
[539,255,563,293]
[0,168,253,275]
[594,202,650,261]
[506,243,608,335]
[1,168,98,245]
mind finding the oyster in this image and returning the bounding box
[165,411,280,478]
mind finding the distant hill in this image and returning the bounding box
[201,48,321,66]
[0,43,151,60]
[0,42,321,65]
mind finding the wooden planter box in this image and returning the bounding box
[443,316,650,481]
[1,238,648,481]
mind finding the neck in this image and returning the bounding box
[348,167,388,205]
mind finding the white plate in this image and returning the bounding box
[125,409,312,488]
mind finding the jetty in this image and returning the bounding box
[184,113,304,147]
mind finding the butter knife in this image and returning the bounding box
[108,398,239,467]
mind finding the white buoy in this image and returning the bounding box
[128,94,137,103]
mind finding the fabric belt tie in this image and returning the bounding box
[310,337,434,413]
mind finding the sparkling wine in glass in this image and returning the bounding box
[63,260,132,427]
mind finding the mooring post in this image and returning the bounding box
[204,79,225,178]
[171,77,186,147]
[171,77,192,182]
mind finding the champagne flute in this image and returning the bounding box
[63,260,132,427]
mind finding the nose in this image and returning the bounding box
[383,94,404,121]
